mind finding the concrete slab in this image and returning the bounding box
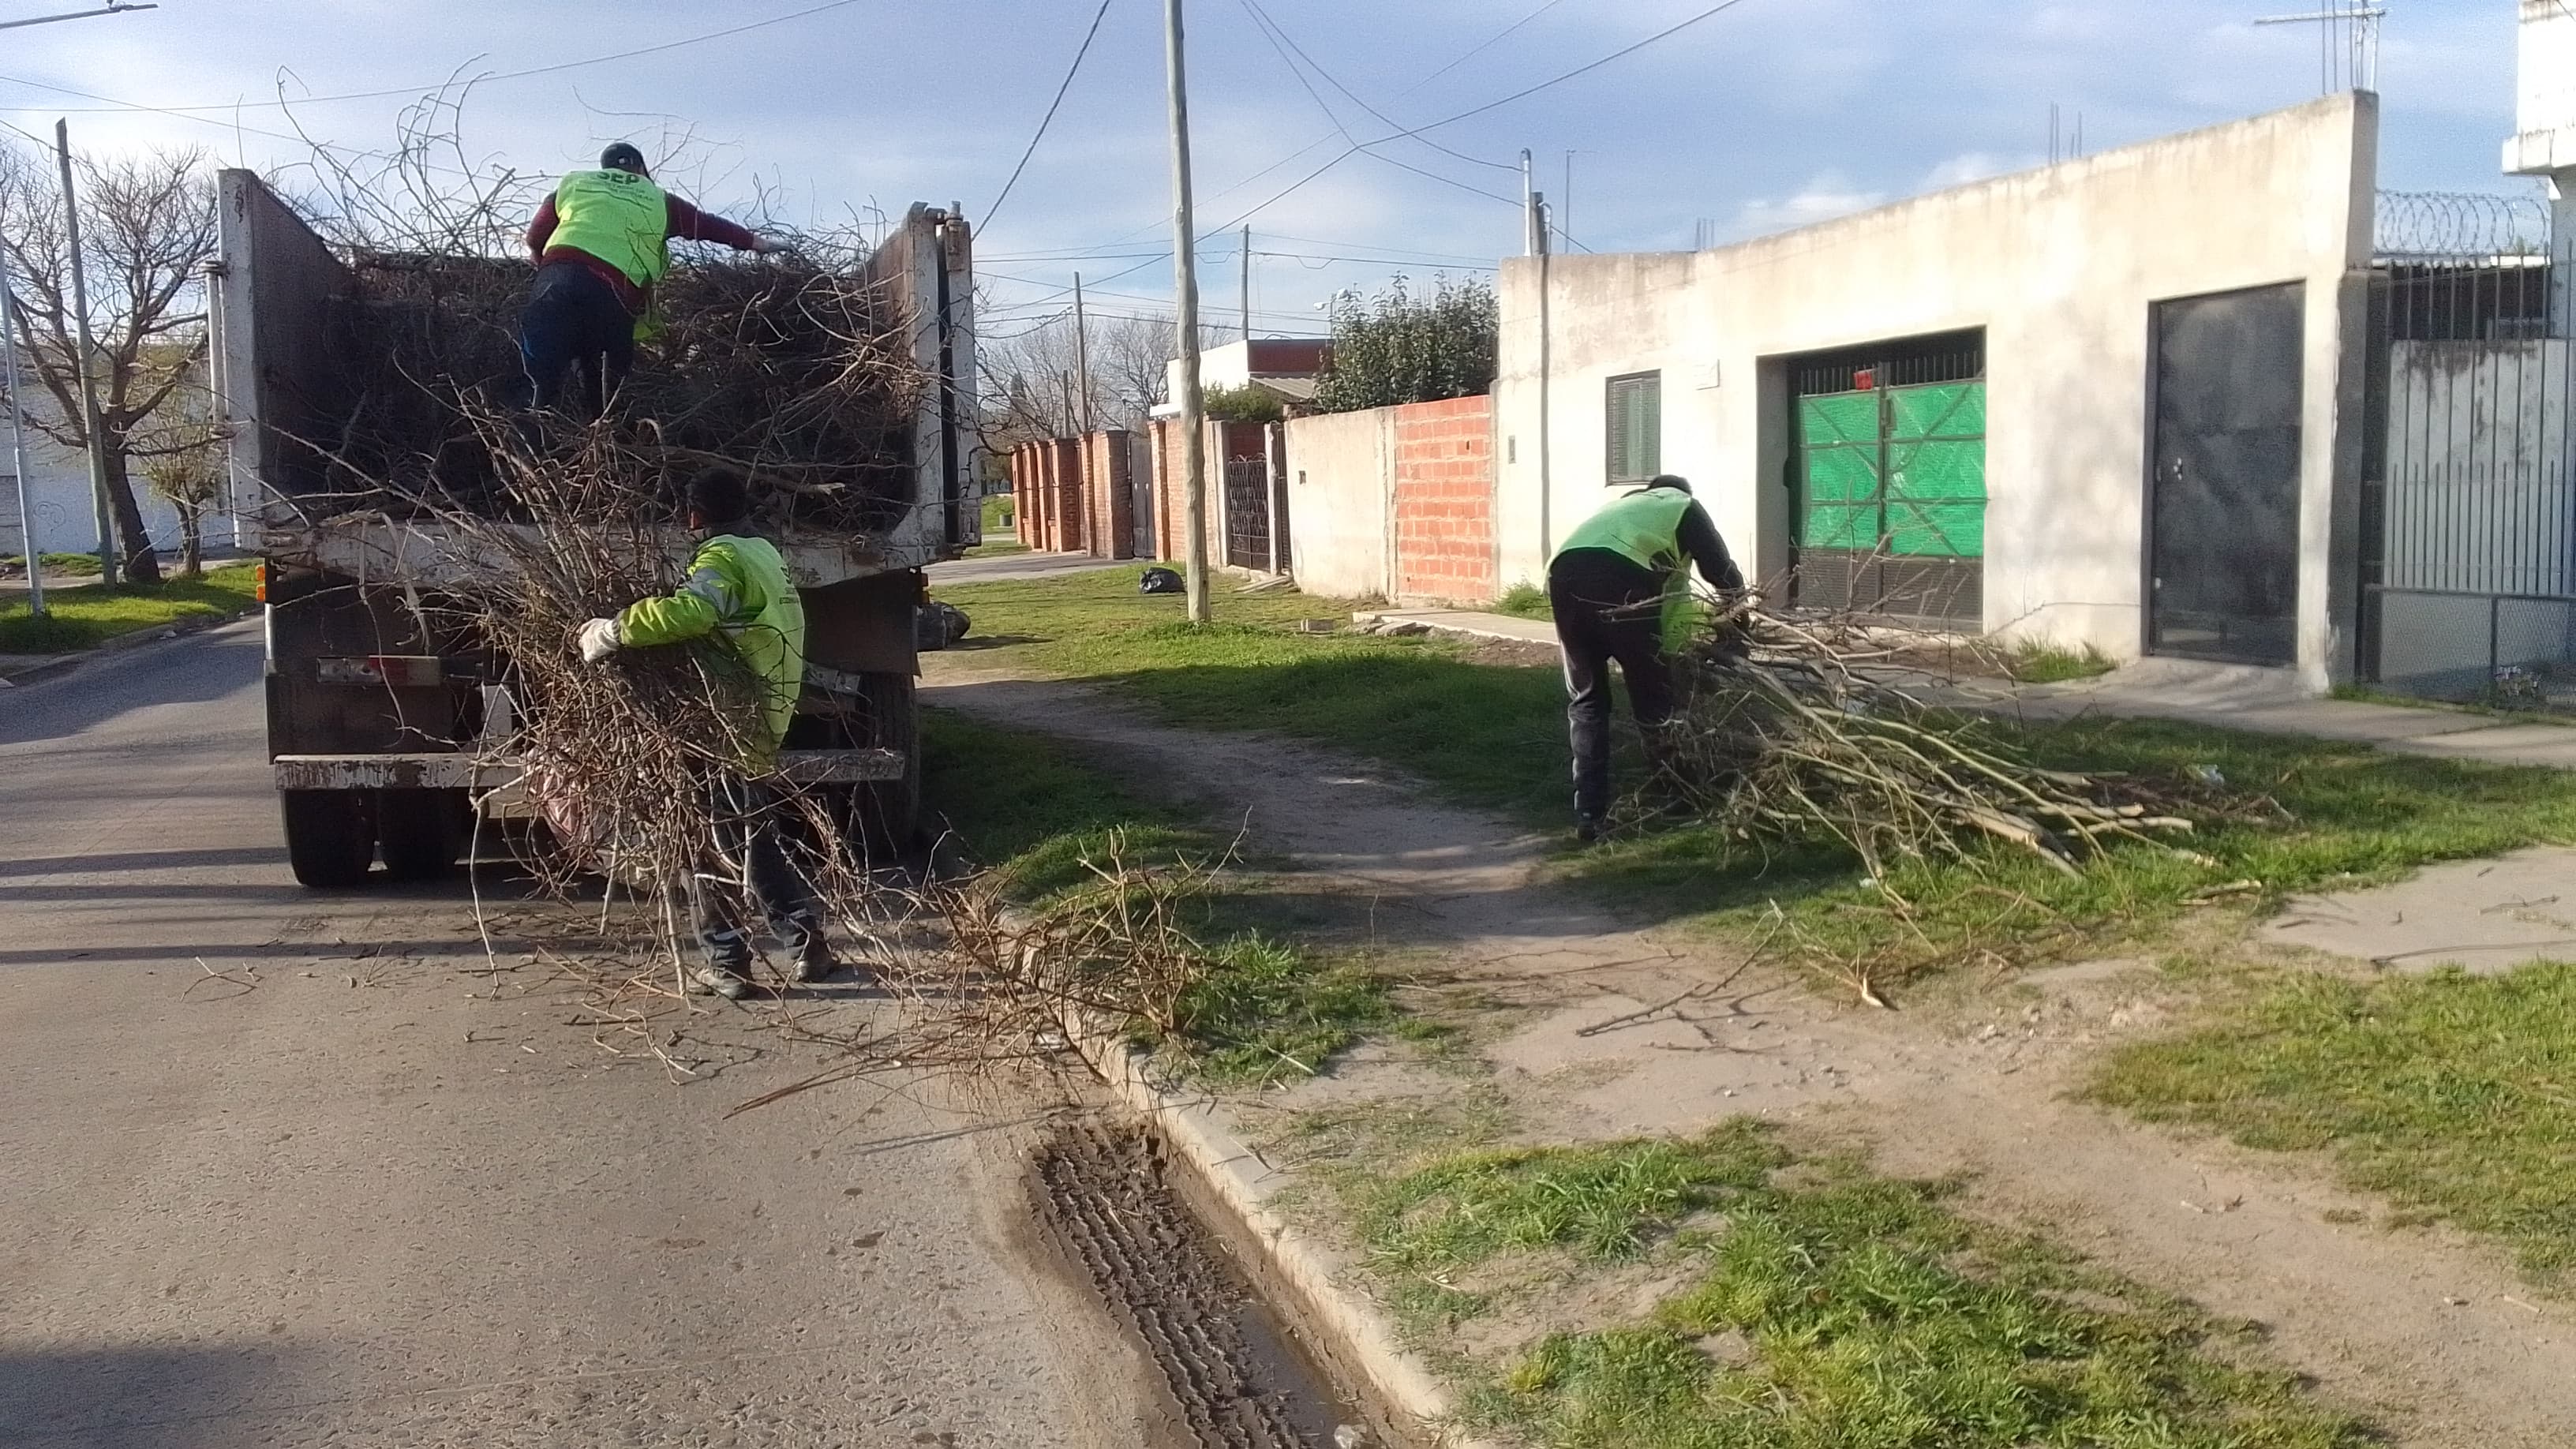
[2263,846,2576,973]
[1361,608,1558,647]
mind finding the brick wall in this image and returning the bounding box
[1081,429,1137,560]
[1391,395,1497,604]
[1013,433,1144,557]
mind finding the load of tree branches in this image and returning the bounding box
[1652,602,2237,889]
[311,246,927,535]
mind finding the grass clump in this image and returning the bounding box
[1346,1126,2363,1447]
[2001,638,2115,683]
[1492,581,1552,621]
[2092,962,2576,1289]
[0,564,257,653]
[1156,932,1392,1087]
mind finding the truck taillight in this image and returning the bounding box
[253,562,268,603]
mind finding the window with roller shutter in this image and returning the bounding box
[1605,371,1661,485]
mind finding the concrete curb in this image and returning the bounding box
[1350,610,1553,649]
[0,606,257,688]
[1069,1024,1500,1449]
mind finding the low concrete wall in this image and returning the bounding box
[1284,408,1394,600]
[1494,93,2379,690]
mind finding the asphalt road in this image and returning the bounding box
[0,620,1170,1448]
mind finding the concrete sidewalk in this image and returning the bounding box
[1365,607,2576,772]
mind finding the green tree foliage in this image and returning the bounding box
[1202,384,1285,425]
[1315,275,1497,415]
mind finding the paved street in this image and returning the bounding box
[0,620,1166,1448]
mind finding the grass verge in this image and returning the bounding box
[1,551,107,577]
[919,706,1393,1085]
[2091,962,2576,1290]
[1308,1121,2362,1447]
[2001,638,2116,683]
[0,564,257,653]
[933,570,2576,984]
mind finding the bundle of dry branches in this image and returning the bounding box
[1653,602,2219,885]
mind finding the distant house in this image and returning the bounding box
[1152,339,1331,419]
[2,361,188,558]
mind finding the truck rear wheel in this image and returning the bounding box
[282,789,375,889]
[378,788,468,881]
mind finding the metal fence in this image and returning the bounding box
[2360,209,2575,700]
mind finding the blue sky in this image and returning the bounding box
[0,0,2540,338]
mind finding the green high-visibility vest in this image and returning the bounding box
[617,534,807,769]
[1555,488,1705,652]
[549,169,672,290]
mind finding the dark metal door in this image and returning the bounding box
[1222,458,1271,570]
[2149,284,2305,665]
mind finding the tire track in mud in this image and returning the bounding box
[1030,1125,1339,1449]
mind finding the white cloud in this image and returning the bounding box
[1727,173,1886,241]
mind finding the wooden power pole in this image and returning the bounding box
[1165,0,1211,623]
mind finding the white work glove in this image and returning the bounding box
[577,617,623,665]
[751,234,788,256]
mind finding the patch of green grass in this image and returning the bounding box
[1158,931,1393,1087]
[1492,581,1552,621]
[979,492,1014,533]
[2092,963,2576,1290]
[2331,680,2574,725]
[2,551,107,577]
[1347,1127,2362,1448]
[0,564,257,653]
[919,706,1395,1085]
[2001,638,2116,683]
[936,571,2576,981]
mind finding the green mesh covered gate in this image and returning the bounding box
[1792,332,1988,628]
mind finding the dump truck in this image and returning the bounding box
[207,170,979,889]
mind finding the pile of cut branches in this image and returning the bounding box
[315,248,923,534]
[1651,603,2235,887]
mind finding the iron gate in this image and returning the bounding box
[2359,227,2575,700]
[1222,456,1272,571]
[1790,330,1987,627]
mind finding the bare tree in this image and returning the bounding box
[978,302,1218,450]
[0,142,219,585]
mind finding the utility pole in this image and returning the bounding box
[1165,0,1211,624]
[1072,271,1092,434]
[0,248,45,616]
[55,120,117,586]
[1240,224,1252,343]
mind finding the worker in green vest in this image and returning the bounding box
[578,467,837,998]
[1548,475,1743,842]
[521,141,779,416]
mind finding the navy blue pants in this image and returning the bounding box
[1549,549,1676,826]
[519,261,634,416]
[680,774,825,975]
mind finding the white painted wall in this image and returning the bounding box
[1282,406,1394,600]
[2,381,186,557]
[1493,94,2378,689]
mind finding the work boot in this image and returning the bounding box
[782,911,838,985]
[688,963,754,1000]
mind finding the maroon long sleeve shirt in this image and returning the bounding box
[526,192,761,314]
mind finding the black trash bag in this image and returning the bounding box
[1139,567,1184,596]
[915,600,972,652]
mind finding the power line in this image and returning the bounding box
[983,0,1118,231]
[3,0,878,115]
[1406,0,1765,137]
[1411,0,1571,89]
[1233,0,1515,173]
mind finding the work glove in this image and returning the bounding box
[577,617,623,665]
[751,235,788,256]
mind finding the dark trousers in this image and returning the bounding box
[680,774,824,974]
[519,261,635,417]
[1550,549,1676,824]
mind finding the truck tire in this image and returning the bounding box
[378,788,467,881]
[282,789,375,889]
[856,672,921,859]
